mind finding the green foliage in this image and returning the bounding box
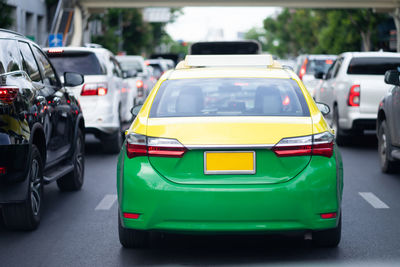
[0,0,13,29]
[252,8,390,58]
[91,8,181,56]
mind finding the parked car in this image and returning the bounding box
[377,69,400,173]
[144,59,171,80]
[0,29,85,230]
[117,55,343,248]
[315,52,400,145]
[295,54,337,97]
[46,47,126,153]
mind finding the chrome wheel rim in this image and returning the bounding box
[30,159,41,216]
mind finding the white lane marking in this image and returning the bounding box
[95,194,117,210]
[359,192,389,209]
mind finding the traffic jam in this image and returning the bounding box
[1,3,400,266]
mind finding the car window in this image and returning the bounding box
[32,46,59,86]
[48,52,105,75]
[0,39,21,74]
[150,78,310,118]
[111,57,122,77]
[347,57,400,75]
[18,41,41,82]
[120,61,143,72]
[306,59,334,75]
[332,57,343,78]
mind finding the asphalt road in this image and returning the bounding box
[1,134,400,266]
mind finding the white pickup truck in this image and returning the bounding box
[315,52,400,145]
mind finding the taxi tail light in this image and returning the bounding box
[272,132,334,158]
[123,212,140,219]
[348,85,360,106]
[81,83,108,96]
[320,212,337,219]
[0,87,18,104]
[126,133,187,159]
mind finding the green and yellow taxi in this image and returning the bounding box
[117,55,343,248]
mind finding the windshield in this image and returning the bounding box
[347,57,400,75]
[306,59,334,74]
[150,78,309,118]
[48,52,105,75]
[120,61,143,72]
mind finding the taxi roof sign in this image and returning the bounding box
[184,55,274,68]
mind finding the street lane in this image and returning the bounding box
[1,134,400,266]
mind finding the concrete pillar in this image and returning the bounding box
[392,8,400,52]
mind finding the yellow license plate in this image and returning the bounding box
[204,151,256,175]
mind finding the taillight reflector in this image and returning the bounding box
[272,132,334,158]
[126,133,187,159]
[348,85,360,106]
[123,213,141,219]
[320,212,337,219]
[81,83,108,96]
[0,87,18,103]
[0,167,6,175]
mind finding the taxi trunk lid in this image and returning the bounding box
[146,116,313,185]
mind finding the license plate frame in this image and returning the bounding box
[204,151,256,175]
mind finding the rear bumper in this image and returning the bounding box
[118,148,343,233]
[339,108,377,131]
[0,144,30,204]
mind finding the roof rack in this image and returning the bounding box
[175,55,281,70]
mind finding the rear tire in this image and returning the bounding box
[332,107,348,146]
[102,130,123,154]
[2,145,43,231]
[118,212,149,248]
[313,216,341,248]
[57,129,85,191]
[378,121,398,173]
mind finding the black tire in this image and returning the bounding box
[332,107,348,146]
[2,145,43,231]
[313,215,341,248]
[118,212,149,248]
[103,107,123,154]
[378,121,399,173]
[57,129,85,191]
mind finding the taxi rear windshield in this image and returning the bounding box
[149,78,309,118]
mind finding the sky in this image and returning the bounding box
[166,7,279,42]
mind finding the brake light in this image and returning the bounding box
[348,85,360,106]
[126,133,187,159]
[136,80,144,89]
[299,58,308,80]
[0,87,18,103]
[81,83,108,96]
[123,213,140,219]
[0,167,6,175]
[47,48,64,54]
[272,132,334,158]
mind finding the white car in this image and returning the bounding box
[46,47,126,153]
[315,51,400,145]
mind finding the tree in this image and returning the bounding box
[0,0,13,28]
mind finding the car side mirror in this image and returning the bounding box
[130,104,143,118]
[316,102,330,116]
[314,71,325,80]
[64,72,84,87]
[384,70,400,86]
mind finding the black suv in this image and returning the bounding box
[377,69,400,173]
[0,29,85,230]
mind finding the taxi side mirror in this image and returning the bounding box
[316,102,330,116]
[131,104,143,118]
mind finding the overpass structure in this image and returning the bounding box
[58,0,400,50]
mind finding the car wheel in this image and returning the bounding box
[103,110,123,154]
[2,145,43,230]
[313,215,341,248]
[118,212,149,248]
[332,107,347,146]
[57,129,85,191]
[378,121,398,173]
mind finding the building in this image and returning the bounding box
[6,0,48,46]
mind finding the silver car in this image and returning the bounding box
[46,47,126,153]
